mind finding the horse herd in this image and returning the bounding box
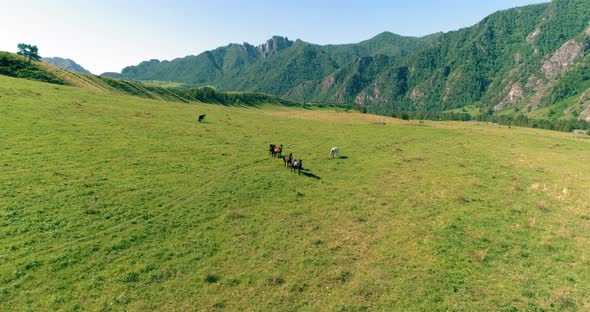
[198,115,338,176]
[269,144,340,175]
[269,144,303,174]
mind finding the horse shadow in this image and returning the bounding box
[301,168,321,180]
[330,156,348,160]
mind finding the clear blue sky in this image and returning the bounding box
[0,0,548,74]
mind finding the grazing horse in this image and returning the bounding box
[291,159,302,175]
[274,144,283,158]
[329,147,339,158]
[283,153,293,167]
[269,144,276,157]
[198,114,206,123]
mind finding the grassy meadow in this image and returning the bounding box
[1,75,590,311]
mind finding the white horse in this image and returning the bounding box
[329,147,339,158]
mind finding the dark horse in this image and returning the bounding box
[291,159,302,175]
[269,144,276,157]
[198,114,206,123]
[283,153,293,167]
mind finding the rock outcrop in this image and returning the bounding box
[258,36,293,57]
[541,40,583,80]
[495,83,524,110]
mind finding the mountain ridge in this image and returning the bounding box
[100,0,590,122]
[101,32,436,86]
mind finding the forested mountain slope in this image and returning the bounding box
[101,0,590,123]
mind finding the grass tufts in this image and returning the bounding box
[225,210,245,220]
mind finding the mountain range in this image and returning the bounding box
[104,0,589,121]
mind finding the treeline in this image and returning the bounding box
[183,87,297,107]
[100,78,297,107]
[478,113,590,132]
[390,110,590,133]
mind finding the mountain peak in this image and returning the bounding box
[258,36,294,57]
[42,57,91,74]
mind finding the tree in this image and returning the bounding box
[17,44,41,68]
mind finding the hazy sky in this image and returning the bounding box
[0,0,549,74]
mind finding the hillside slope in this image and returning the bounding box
[0,52,295,107]
[219,41,340,96]
[319,31,439,66]
[356,0,590,120]
[1,74,590,310]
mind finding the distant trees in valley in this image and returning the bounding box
[390,110,590,133]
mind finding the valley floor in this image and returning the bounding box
[1,76,590,310]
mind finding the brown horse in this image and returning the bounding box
[274,144,283,158]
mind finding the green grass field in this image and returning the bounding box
[1,75,590,311]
